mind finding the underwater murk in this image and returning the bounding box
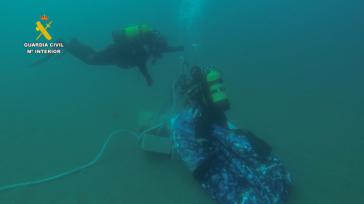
[0,0,363,203]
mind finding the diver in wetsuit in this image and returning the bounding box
[176,65,272,177]
[177,66,229,136]
[65,25,184,86]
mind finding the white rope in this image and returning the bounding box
[0,128,138,192]
[0,61,184,193]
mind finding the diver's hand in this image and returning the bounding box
[146,77,153,86]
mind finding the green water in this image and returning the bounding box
[0,0,363,203]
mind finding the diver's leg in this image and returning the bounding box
[91,45,119,65]
[137,63,153,86]
[65,39,96,64]
[65,39,116,66]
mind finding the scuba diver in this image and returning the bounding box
[64,24,184,86]
[166,66,292,204]
[176,65,230,135]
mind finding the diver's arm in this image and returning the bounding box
[147,45,184,64]
[138,63,153,86]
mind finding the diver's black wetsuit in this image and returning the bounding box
[177,66,228,139]
[64,32,183,86]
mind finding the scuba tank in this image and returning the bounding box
[177,66,230,111]
[112,24,152,44]
[123,24,152,39]
[205,69,230,111]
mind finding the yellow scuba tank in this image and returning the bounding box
[206,69,230,111]
[123,24,152,39]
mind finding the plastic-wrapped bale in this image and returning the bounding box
[170,109,292,204]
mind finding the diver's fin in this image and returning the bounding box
[29,38,66,67]
[29,53,66,67]
[29,54,54,67]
